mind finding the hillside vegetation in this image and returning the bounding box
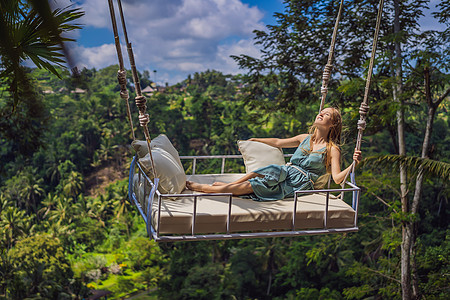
[0,66,448,299]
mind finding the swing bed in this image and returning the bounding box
[107,0,384,242]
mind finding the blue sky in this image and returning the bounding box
[59,0,445,85]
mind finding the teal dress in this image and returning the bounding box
[248,135,327,201]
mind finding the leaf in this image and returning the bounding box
[360,155,450,182]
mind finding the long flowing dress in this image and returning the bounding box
[247,135,327,201]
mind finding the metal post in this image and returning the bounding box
[157,193,162,238]
[221,158,226,174]
[354,190,360,227]
[324,191,329,228]
[143,176,147,208]
[192,195,198,235]
[138,169,142,206]
[292,193,298,230]
[192,158,197,175]
[227,195,232,234]
[351,172,357,208]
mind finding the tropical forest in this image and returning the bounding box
[0,0,448,299]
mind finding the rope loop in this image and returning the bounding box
[117,70,130,99]
[320,64,333,97]
[359,103,370,116]
[322,64,333,81]
[357,120,366,130]
[135,95,147,108]
[117,70,127,85]
[139,113,149,127]
[120,90,129,99]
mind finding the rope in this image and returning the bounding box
[319,0,345,112]
[116,0,158,180]
[107,0,135,140]
[342,0,384,185]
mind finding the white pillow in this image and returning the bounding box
[131,139,149,159]
[238,140,286,173]
[131,134,181,162]
[132,135,186,194]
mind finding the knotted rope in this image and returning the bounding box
[117,0,157,179]
[319,0,344,112]
[353,0,384,159]
[342,0,384,186]
[107,0,135,140]
[108,0,157,180]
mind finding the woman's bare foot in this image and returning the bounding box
[212,181,227,186]
[186,181,205,192]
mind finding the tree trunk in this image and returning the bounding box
[409,66,450,299]
[391,0,412,299]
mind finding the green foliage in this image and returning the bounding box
[0,61,447,299]
[0,1,83,175]
[182,264,226,299]
[416,232,450,298]
[0,1,448,298]
[126,237,167,271]
[5,234,85,299]
[361,155,450,182]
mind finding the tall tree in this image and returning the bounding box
[0,0,83,167]
[383,0,449,298]
[233,0,449,298]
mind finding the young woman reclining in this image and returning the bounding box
[186,107,362,201]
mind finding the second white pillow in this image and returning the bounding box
[238,140,286,173]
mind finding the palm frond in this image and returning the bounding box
[359,155,450,182]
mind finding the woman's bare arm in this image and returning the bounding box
[330,147,362,185]
[249,134,308,148]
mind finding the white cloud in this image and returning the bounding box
[68,44,119,70]
[76,0,112,28]
[70,0,265,84]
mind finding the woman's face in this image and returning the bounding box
[314,108,334,128]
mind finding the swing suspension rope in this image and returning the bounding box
[319,0,344,113]
[107,0,157,180]
[349,0,384,176]
[107,0,135,140]
[318,0,384,183]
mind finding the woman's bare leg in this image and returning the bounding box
[186,181,254,196]
[212,172,263,186]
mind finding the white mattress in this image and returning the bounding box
[133,173,355,235]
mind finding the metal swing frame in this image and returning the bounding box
[128,154,361,242]
[108,0,384,243]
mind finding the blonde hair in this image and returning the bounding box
[308,107,342,172]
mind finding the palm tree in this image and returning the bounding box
[254,238,288,296]
[72,194,92,221]
[62,171,84,198]
[111,183,129,219]
[0,0,84,87]
[44,220,74,240]
[0,194,11,215]
[360,155,449,183]
[38,193,58,219]
[0,249,15,298]
[0,206,27,250]
[19,170,45,215]
[0,0,84,161]
[87,195,111,227]
[45,143,62,186]
[48,196,73,226]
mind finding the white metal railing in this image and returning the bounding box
[179,154,294,174]
[128,155,360,242]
